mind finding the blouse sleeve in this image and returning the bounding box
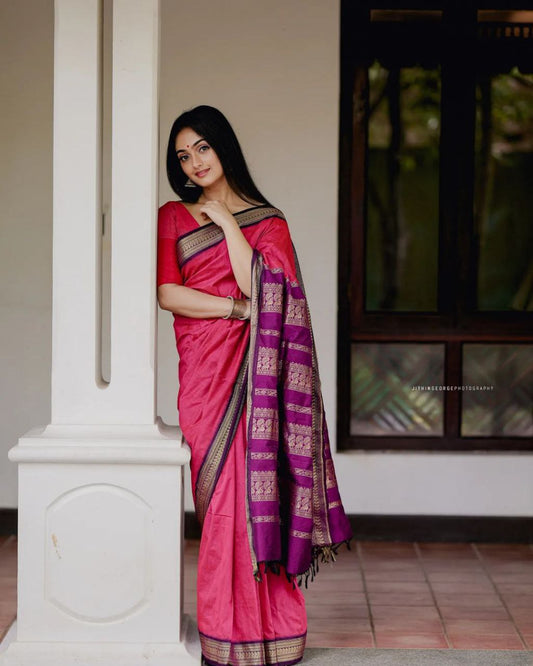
[157,202,183,287]
[255,215,297,282]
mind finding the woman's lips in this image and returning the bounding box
[195,168,210,178]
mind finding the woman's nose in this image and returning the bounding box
[191,153,203,168]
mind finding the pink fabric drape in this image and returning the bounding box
[158,202,307,666]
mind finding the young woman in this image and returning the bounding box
[157,105,352,666]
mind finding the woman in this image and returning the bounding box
[157,105,352,666]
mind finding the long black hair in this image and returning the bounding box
[166,105,271,206]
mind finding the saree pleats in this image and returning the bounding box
[197,410,306,666]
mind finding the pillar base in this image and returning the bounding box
[7,422,196,663]
[2,616,200,666]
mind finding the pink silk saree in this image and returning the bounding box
[157,201,352,666]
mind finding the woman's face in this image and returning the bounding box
[175,127,225,190]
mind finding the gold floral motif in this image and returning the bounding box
[254,387,277,397]
[290,529,309,539]
[256,346,278,376]
[250,451,277,460]
[287,341,312,354]
[328,500,342,509]
[252,514,280,523]
[252,418,278,439]
[285,361,312,393]
[285,402,312,415]
[286,297,307,327]
[250,470,278,502]
[285,421,312,457]
[252,407,279,440]
[325,458,337,489]
[262,282,284,313]
[253,407,276,418]
[294,467,313,478]
[294,485,312,518]
[259,328,281,337]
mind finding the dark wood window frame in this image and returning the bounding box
[337,2,533,452]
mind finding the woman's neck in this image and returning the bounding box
[198,181,249,210]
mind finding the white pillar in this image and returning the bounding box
[3,1,198,664]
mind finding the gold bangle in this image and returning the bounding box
[232,298,248,320]
[222,295,234,319]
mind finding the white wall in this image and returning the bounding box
[0,0,54,507]
[2,0,532,517]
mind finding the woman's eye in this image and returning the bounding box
[178,154,188,162]
[198,144,210,152]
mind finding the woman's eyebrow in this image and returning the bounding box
[176,138,205,154]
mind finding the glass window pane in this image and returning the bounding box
[366,61,441,312]
[462,344,533,436]
[351,343,444,436]
[474,68,533,311]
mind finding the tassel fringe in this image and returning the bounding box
[253,539,353,589]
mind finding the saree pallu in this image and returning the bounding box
[245,251,352,582]
[157,202,351,666]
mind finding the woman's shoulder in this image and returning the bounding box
[159,200,187,215]
[257,204,286,222]
[158,200,196,238]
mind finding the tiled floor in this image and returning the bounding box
[1,536,532,651]
[184,540,533,650]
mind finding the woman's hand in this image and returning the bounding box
[199,200,237,231]
[198,199,253,297]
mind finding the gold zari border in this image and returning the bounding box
[177,206,285,267]
[200,631,305,666]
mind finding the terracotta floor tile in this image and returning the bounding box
[422,562,485,573]
[362,563,423,573]
[305,592,367,605]
[501,594,533,609]
[513,619,533,634]
[306,631,374,648]
[444,619,520,635]
[448,632,525,650]
[427,571,491,583]
[477,545,533,558]
[306,605,369,620]
[368,591,435,606]
[439,605,511,621]
[364,581,430,593]
[417,542,473,552]
[419,552,477,562]
[507,608,533,620]
[489,573,533,584]
[307,618,372,632]
[370,605,441,620]
[360,551,418,562]
[364,570,426,582]
[433,593,503,608]
[372,618,444,633]
[374,631,448,648]
[483,563,533,575]
[430,581,495,594]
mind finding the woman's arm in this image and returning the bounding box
[199,201,252,297]
[158,283,249,319]
[220,221,253,297]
